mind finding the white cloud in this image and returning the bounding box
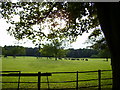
[68,31,92,49]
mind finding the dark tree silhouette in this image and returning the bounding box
[96,3,120,89]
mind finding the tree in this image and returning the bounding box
[2,46,8,57]
[40,40,67,60]
[0,2,98,43]
[87,28,111,59]
[66,48,98,58]
[40,43,55,57]
[25,47,40,57]
[95,3,120,89]
[1,2,120,89]
[3,46,26,57]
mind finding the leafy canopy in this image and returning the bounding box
[2,46,26,56]
[40,40,67,58]
[86,28,111,58]
[1,2,99,45]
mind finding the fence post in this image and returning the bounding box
[38,72,41,90]
[17,71,21,90]
[76,71,78,90]
[46,74,50,89]
[98,70,101,90]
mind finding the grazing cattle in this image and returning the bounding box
[81,59,84,61]
[71,58,76,60]
[85,59,88,61]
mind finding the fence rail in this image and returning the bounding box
[0,70,112,90]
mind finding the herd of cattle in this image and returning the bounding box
[3,55,89,61]
[59,58,89,61]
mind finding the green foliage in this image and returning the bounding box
[1,2,99,43]
[40,40,67,59]
[2,45,99,58]
[96,49,111,58]
[2,47,7,55]
[87,29,111,58]
[88,29,101,40]
[67,48,98,58]
[2,46,26,57]
[40,43,55,57]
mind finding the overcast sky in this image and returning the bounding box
[0,18,92,49]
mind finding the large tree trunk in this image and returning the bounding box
[96,3,120,89]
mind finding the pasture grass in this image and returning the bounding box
[1,56,112,89]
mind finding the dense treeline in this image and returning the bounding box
[67,48,98,58]
[2,46,26,57]
[26,48,40,57]
[2,45,110,58]
[2,45,41,57]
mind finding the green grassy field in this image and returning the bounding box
[1,56,112,89]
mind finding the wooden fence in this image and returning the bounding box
[0,70,112,90]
